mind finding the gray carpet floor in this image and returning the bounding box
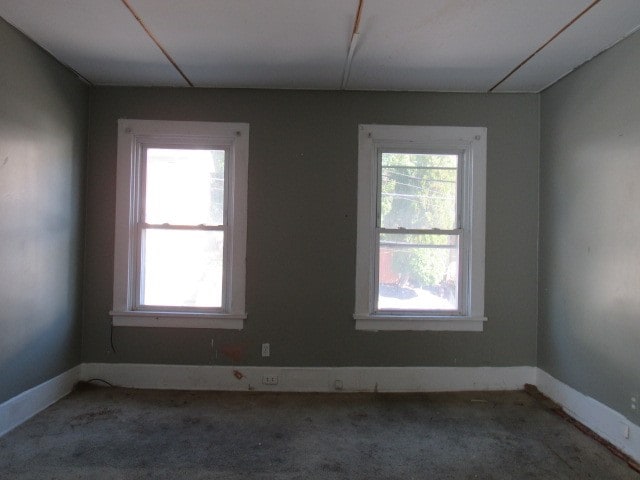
[0,384,637,479]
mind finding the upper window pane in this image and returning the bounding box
[145,148,225,226]
[379,153,458,230]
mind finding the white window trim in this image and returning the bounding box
[354,124,487,332]
[111,119,249,329]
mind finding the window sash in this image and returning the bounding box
[133,144,231,312]
[139,144,229,227]
[138,228,225,313]
[373,230,466,316]
[376,149,462,230]
[374,149,467,315]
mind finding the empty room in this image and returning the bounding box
[1,1,639,478]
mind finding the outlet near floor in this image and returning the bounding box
[262,375,278,385]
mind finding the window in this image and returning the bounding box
[354,125,486,331]
[111,120,248,329]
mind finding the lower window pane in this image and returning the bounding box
[377,234,459,311]
[141,229,223,308]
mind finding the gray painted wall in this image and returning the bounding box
[539,29,640,417]
[0,19,88,403]
[85,88,539,367]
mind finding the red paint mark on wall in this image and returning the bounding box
[221,344,248,363]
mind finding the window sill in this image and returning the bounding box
[110,311,245,329]
[353,314,486,332]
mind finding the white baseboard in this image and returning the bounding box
[3,363,638,464]
[536,369,640,462]
[81,363,536,393]
[0,366,80,437]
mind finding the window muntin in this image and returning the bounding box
[112,120,248,329]
[354,125,486,332]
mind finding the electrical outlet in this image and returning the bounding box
[631,395,638,412]
[262,375,278,385]
[334,379,343,390]
[262,343,270,357]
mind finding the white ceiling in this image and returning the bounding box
[1,0,639,92]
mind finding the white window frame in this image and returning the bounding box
[111,119,248,329]
[354,125,486,332]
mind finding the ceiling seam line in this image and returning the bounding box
[488,0,602,93]
[120,0,194,87]
[341,0,365,90]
